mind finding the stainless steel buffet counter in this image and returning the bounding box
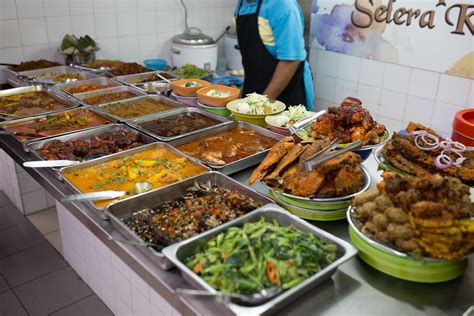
[1,135,473,316]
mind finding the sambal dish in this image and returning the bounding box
[123,185,261,246]
[109,62,151,76]
[37,130,147,161]
[62,84,116,94]
[62,147,207,208]
[0,91,71,118]
[12,59,61,72]
[176,127,277,166]
[82,91,139,106]
[86,60,123,69]
[99,98,176,119]
[138,112,221,138]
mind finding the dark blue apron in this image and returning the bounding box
[236,0,307,107]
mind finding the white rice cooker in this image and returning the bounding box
[224,27,243,71]
[171,28,218,71]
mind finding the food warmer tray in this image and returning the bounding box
[58,142,210,219]
[162,204,357,316]
[26,123,157,171]
[0,85,81,121]
[113,70,178,85]
[52,77,123,99]
[127,106,232,142]
[105,171,274,270]
[93,95,184,122]
[73,85,147,107]
[168,121,284,175]
[17,66,99,86]
[4,67,23,87]
[0,108,115,149]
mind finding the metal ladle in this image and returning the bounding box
[23,152,108,168]
[176,287,282,306]
[61,181,153,202]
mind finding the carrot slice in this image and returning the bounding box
[193,262,203,274]
[266,260,280,285]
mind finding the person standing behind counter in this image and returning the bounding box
[235,0,314,110]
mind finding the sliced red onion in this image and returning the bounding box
[442,149,466,166]
[439,141,451,150]
[451,141,466,152]
[435,154,452,169]
[415,133,439,150]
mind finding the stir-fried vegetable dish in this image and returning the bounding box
[0,91,70,118]
[185,218,338,295]
[99,98,176,119]
[62,147,207,208]
[123,185,261,246]
[176,64,209,79]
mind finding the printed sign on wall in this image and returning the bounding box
[310,0,473,79]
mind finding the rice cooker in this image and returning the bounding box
[224,27,243,71]
[171,29,218,71]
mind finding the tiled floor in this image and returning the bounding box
[0,190,113,316]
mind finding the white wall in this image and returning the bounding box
[309,48,474,137]
[0,0,236,67]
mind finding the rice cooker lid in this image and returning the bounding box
[172,28,215,46]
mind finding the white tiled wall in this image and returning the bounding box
[310,48,474,137]
[0,0,236,66]
[56,202,181,316]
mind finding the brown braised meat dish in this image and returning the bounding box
[86,60,123,69]
[37,130,146,161]
[139,112,220,137]
[382,122,474,185]
[109,62,152,76]
[12,59,61,72]
[123,185,261,246]
[99,98,175,119]
[353,172,474,260]
[249,136,363,197]
[309,97,386,145]
[82,91,138,105]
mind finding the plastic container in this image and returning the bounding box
[171,79,211,97]
[196,85,240,107]
[170,92,199,106]
[226,99,286,127]
[452,108,474,146]
[197,101,232,117]
[144,59,167,70]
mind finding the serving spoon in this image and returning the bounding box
[23,152,108,168]
[61,181,153,202]
[176,287,282,306]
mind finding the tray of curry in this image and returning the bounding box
[169,121,284,175]
[0,85,80,121]
[58,142,210,216]
[105,171,273,269]
[74,86,146,107]
[0,108,114,145]
[53,77,123,97]
[127,107,232,142]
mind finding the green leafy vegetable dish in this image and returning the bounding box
[185,218,338,295]
[176,64,209,79]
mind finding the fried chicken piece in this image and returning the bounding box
[374,195,393,210]
[387,223,413,240]
[357,201,378,221]
[385,207,408,224]
[373,213,389,229]
[395,238,420,252]
[362,222,377,237]
[265,143,305,180]
[319,151,361,173]
[309,114,336,139]
[283,169,325,197]
[341,96,362,107]
[350,126,367,143]
[248,136,295,184]
[333,165,362,196]
[405,121,439,137]
[363,130,380,145]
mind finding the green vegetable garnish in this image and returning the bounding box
[176,64,209,79]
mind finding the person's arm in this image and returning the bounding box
[263,60,300,100]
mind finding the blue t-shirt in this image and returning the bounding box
[235,0,314,109]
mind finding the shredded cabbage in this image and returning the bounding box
[235,93,277,115]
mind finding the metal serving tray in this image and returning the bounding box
[127,106,232,142]
[169,121,284,175]
[0,108,115,148]
[18,66,99,85]
[0,85,80,121]
[58,142,210,218]
[4,67,22,87]
[93,95,183,122]
[105,171,273,269]
[26,123,157,165]
[52,77,123,98]
[163,204,357,316]
[114,71,178,85]
[73,85,146,107]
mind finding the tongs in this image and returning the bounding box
[303,139,363,171]
[287,110,326,135]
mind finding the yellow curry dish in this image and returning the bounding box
[62,147,208,208]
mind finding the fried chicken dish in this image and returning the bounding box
[382,122,474,185]
[353,172,474,260]
[249,136,364,197]
[309,97,386,145]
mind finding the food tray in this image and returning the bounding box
[0,85,80,121]
[0,108,115,147]
[114,71,178,86]
[26,123,157,166]
[58,142,210,218]
[162,204,357,315]
[262,165,371,204]
[52,77,123,98]
[73,85,147,107]
[4,67,23,87]
[127,107,232,142]
[105,171,273,269]
[17,66,99,85]
[169,121,284,175]
[93,95,183,122]
[347,206,468,282]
